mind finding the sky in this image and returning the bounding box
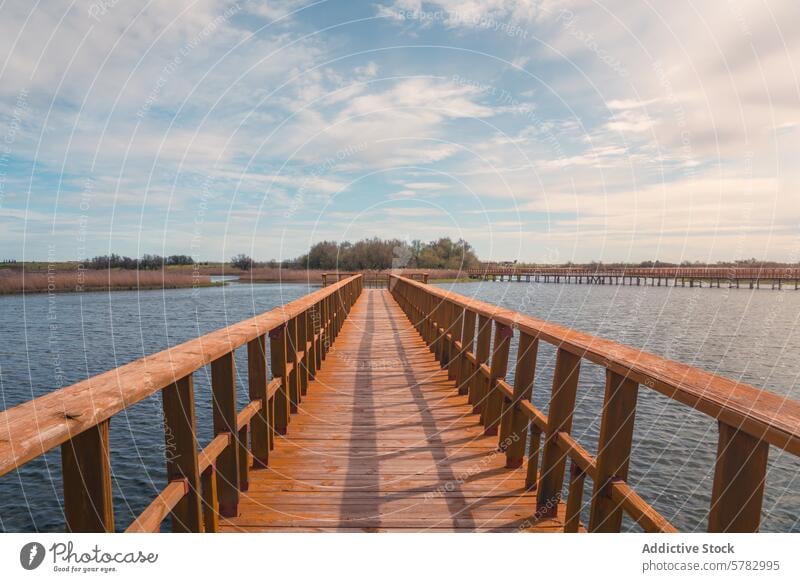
[0,0,798,263]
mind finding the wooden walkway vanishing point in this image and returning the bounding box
[222,290,562,532]
[1,273,799,534]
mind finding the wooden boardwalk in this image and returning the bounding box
[221,289,568,532]
[3,273,798,533]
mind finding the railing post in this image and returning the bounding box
[161,375,202,532]
[306,306,315,380]
[503,332,538,468]
[211,352,240,517]
[537,348,581,516]
[427,293,437,346]
[269,325,290,435]
[313,301,323,371]
[322,296,331,355]
[431,299,444,362]
[238,424,250,492]
[483,322,512,436]
[526,423,543,489]
[61,420,114,532]
[286,317,300,412]
[296,312,309,398]
[447,303,464,382]
[469,315,492,413]
[707,422,769,532]
[330,291,339,341]
[438,300,453,370]
[565,461,586,533]
[334,288,343,338]
[248,335,270,468]
[422,292,433,344]
[588,370,639,532]
[457,309,476,395]
[200,465,219,533]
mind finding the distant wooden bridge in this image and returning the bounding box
[470,265,800,289]
[1,274,798,532]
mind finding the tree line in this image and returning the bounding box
[83,254,195,270]
[296,237,479,271]
[81,237,480,272]
[78,250,798,272]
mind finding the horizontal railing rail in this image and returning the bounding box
[322,271,428,287]
[389,274,800,532]
[0,274,363,532]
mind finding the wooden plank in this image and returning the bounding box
[609,481,677,533]
[201,465,219,533]
[296,312,309,397]
[447,303,464,382]
[526,424,542,489]
[708,422,769,532]
[457,309,477,395]
[503,332,538,467]
[211,352,240,517]
[286,317,300,412]
[483,322,512,436]
[270,325,290,435]
[199,433,230,473]
[161,375,202,532]
[589,370,639,532]
[238,425,250,492]
[537,348,581,516]
[127,480,188,533]
[469,315,492,412]
[564,462,586,533]
[247,335,270,468]
[61,420,114,532]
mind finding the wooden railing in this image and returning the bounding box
[389,275,800,532]
[321,272,358,286]
[323,271,428,288]
[0,275,362,532]
[470,265,800,280]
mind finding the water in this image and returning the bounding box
[434,280,800,532]
[0,281,312,532]
[1,280,798,531]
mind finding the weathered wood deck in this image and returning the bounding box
[221,289,568,532]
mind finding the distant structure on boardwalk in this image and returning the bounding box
[470,263,800,290]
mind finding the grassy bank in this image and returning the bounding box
[0,269,216,295]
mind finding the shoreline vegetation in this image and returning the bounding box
[0,269,219,295]
[3,235,797,295]
[0,266,467,295]
[0,236,479,295]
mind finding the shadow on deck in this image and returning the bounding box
[221,289,569,532]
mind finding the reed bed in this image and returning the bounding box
[0,269,213,295]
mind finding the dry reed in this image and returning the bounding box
[0,269,213,294]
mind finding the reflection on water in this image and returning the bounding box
[0,281,797,532]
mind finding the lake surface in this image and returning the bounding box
[0,280,798,532]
